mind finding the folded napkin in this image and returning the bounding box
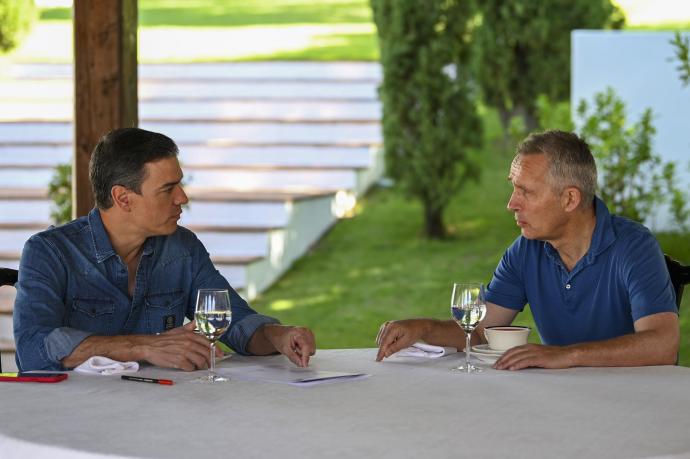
[75,356,139,375]
[390,342,457,359]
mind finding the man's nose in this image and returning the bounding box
[507,191,519,211]
[175,185,189,205]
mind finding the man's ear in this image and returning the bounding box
[111,185,132,211]
[562,187,582,212]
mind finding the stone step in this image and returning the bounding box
[0,61,383,305]
[0,100,382,123]
[0,122,382,146]
[0,194,331,229]
[0,227,273,259]
[0,80,378,101]
[0,187,336,203]
[0,338,16,373]
[0,144,375,169]
[0,289,14,314]
[0,308,12,347]
[0,338,13,351]
[0,166,359,191]
[0,200,52,225]
[2,62,381,82]
[0,189,340,298]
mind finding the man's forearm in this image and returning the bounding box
[61,335,148,369]
[420,319,472,350]
[565,328,679,367]
[245,324,280,356]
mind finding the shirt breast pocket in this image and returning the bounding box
[69,298,116,335]
[145,289,185,333]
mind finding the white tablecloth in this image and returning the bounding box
[2,349,690,459]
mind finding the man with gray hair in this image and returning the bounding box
[14,127,316,371]
[376,130,679,369]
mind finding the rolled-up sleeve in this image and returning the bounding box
[188,233,280,355]
[14,236,93,371]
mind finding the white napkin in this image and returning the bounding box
[390,342,457,359]
[75,356,139,375]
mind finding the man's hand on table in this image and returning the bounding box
[375,319,427,361]
[262,324,316,368]
[138,321,220,371]
[493,343,575,370]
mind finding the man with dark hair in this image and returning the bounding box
[376,130,679,369]
[14,128,316,371]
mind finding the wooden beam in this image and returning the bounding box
[73,0,138,217]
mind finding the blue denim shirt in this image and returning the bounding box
[13,208,279,371]
[485,197,677,346]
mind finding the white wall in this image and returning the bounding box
[572,30,690,231]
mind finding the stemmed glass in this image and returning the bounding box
[194,289,232,383]
[450,283,487,373]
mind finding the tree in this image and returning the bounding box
[577,87,688,229]
[0,0,36,53]
[371,0,482,238]
[475,0,623,134]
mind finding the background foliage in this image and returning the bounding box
[474,0,624,133]
[47,163,72,225]
[371,0,482,238]
[577,88,689,229]
[0,0,36,53]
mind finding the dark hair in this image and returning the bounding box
[89,128,179,209]
[516,130,597,208]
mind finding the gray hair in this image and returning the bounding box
[516,130,597,208]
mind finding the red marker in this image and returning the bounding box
[121,375,174,385]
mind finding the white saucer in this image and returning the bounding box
[472,353,500,364]
[471,344,504,355]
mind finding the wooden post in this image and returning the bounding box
[73,0,138,217]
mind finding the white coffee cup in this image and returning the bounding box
[483,326,530,351]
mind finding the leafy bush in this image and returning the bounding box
[474,0,623,134]
[577,87,688,229]
[371,0,482,238]
[671,32,690,87]
[0,0,36,53]
[48,163,72,225]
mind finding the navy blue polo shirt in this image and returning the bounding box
[485,197,678,346]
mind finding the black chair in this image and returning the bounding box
[0,268,18,287]
[665,255,690,310]
[0,268,18,372]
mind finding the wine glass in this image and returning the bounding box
[450,283,487,373]
[194,289,232,383]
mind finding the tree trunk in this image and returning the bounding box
[513,104,539,133]
[499,108,512,136]
[423,202,446,239]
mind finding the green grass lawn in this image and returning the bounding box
[6,0,688,63]
[8,0,378,63]
[249,108,690,365]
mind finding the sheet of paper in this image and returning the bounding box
[217,364,370,387]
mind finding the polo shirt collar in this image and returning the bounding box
[88,208,155,263]
[543,196,616,267]
[585,196,616,262]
